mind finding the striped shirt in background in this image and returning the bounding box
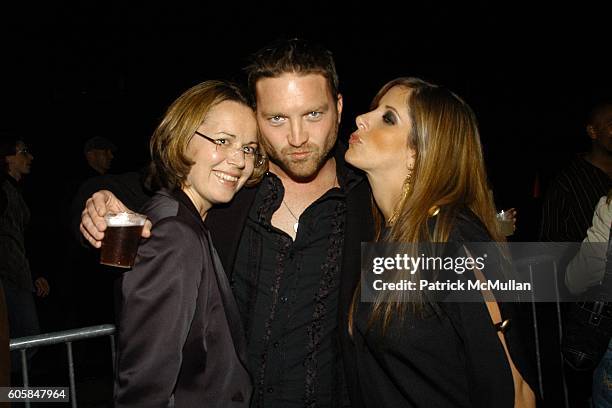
[540,154,610,242]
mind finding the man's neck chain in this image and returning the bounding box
[282,174,338,233]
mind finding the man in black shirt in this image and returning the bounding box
[80,39,373,407]
[225,40,365,407]
[540,102,612,242]
[539,101,612,407]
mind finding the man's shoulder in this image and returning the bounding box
[204,185,260,235]
[0,178,15,193]
[344,174,370,205]
[209,185,259,215]
[548,156,595,189]
[564,154,606,179]
[548,155,609,196]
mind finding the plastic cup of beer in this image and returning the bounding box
[100,212,147,268]
[496,210,514,237]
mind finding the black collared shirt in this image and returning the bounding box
[232,164,360,408]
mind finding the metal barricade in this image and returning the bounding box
[514,252,570,408]
[9,324,116,408]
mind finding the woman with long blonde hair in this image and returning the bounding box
[344,77,536,407]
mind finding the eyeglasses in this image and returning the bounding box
[194,131,266,167]
[16,147,31,155]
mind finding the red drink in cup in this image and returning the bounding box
[100,212,147,268]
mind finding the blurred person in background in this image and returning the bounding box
[0,132,49,383]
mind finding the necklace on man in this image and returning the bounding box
[282,174,338,233]
[282,201,301,233]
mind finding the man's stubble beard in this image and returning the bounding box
[261,121,339,182]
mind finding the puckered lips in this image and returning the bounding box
[349,132,362,144]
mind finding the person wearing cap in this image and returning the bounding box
[56,136,117,331]
[83,136,116,176]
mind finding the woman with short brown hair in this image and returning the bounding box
[113,80,265,407]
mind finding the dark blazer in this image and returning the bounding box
[114,189,251,408]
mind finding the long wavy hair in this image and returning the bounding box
[349,77,504,334]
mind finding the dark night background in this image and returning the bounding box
[1,2,611,405]
[2,3,610,209]
[0,6,608,285]
[2,0,611,292]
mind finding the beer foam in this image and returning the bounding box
[105,212,146,227]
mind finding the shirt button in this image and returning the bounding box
[267,387,274,393]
